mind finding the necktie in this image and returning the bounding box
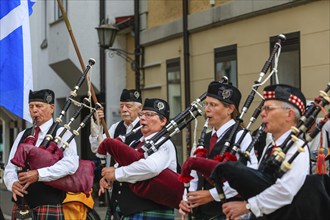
[134,141,146,154]
[136,141,145,149]
[259,143,276,170]
[131,140,145,149]
[209,133,218,152]
[34,126,40,140]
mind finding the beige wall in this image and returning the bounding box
[137,1,330,158]
[127,0,329,159]
[141,0,329,116]
[147,0,230,29]
[125,36,136,90]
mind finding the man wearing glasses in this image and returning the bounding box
[213,84,310,219]
[99,98,178,220]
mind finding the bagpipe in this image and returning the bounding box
[262,82,330,176]
[178,34,286,200]
[97,77,228,209]
[179,117,227,201]
[10,59,98,197]
[218,34,285,162]
[13,118,39,220]
[209,86,330,220]
[239,123,265,165]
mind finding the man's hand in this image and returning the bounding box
[101,167,116,182]
[178,199,192,218]
[11,181,28,201]
[98,177,112,196]
[222,201,249,220]
[186,190,214,208]
[18,170,38,191]
[95,109,105,120]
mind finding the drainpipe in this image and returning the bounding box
[183,0,191,152]
[100,0,106,94]
[134,0,140,90]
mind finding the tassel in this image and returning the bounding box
[316,147,327,175]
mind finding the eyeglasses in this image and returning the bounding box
[138,112,159,118]
[261,105,289,114]
[203,101,225,109]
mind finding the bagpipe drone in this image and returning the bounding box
[178,34,286,200]
[10,59,98,197]
[209,85,330,220]
[97,77,229,209]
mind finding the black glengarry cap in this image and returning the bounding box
[263,84,306,115]
[120,89,142,103]
[143,98,170,121]
[29,89,55,104]
[207,81,241,110]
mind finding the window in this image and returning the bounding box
[54,0,67,21]
[166,58,182,163]
[214,45,237,86]
[270,32,300,88]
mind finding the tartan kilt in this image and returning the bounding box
[12,204,64,220]
[122,209,174,220]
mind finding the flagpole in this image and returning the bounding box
[57,0,110,138]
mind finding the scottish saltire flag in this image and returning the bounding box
[0,0,36,122]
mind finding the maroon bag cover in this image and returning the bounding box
[11,140,94,196]
[98,138,184,209]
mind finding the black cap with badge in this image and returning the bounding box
[263,84,306,115]
[206,81,241,110]
[29,89,55,104]
[120,89,142,103]
[142,98,170,121]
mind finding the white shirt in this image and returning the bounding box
[188,119,259,201]
[248,130,310,217]
[89,117,140,153]
[4,118,79,191]
[115,132,178,183]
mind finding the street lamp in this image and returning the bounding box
[95,23,119,49]
[96,22,141,89]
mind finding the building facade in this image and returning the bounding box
[130,0,329,162]
[1,0,329,165]
[0,0,134,163]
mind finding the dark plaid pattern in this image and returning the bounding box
[263,84,306,115]
[192,213,226,220]
[12,204,64,220]
[122,209,174,220]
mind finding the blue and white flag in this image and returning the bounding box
[0,0,36,122]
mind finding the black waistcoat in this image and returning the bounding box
[114,120,142,146]
[196,125,243,218]
[111,120,169,216]
[114,121,127,139]
[16,126,66,208]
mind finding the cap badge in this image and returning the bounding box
[46,94,52,103]
[219,87,232,100]
[156,101,165,111]
[134,91,140,99]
